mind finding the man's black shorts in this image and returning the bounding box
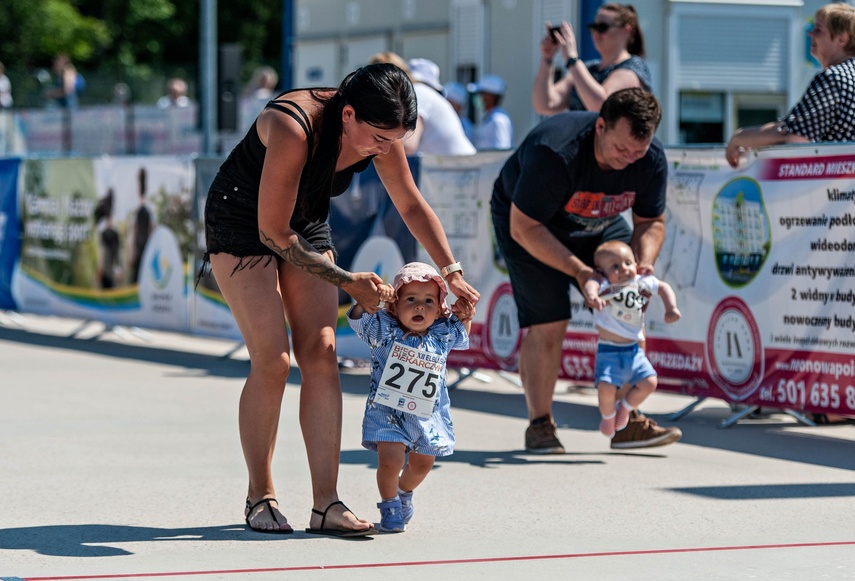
[493,216,631,328]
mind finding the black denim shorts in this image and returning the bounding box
[493,212,631,328]
[202,176,336,273]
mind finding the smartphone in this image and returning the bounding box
[550,26,562,42]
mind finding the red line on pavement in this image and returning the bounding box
[24,540,855,580]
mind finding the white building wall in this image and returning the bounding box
[295,0,451,86]
[483,0,538,145]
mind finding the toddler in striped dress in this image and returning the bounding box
[347,262,474,532]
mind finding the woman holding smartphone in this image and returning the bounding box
[532,3,651,114]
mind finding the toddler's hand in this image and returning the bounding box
[452,298,475,322]
[377,283,395,303]
[664,308,682,324]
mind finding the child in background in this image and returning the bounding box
[347,262,474,532]
[582,240,681,439]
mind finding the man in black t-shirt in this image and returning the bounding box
[491,88,682,453]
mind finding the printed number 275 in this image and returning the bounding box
[385,363,439,398]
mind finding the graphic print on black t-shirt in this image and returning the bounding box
[563,190,636,234]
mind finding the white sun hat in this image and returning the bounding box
[407,58,444,92]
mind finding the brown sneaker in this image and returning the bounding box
[610,410,682,449]
[525,415,566,454]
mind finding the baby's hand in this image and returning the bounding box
[377,283,395,304]
[452,298,476,322]
[664,308,682,324]
[584,294,606,311]
[582,275,606,311]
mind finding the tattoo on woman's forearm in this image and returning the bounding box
[260,229,353,287]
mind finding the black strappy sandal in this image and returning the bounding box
[304,500,376,537]
[245,497,293,534]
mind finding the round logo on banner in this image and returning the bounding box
[350,236,405,287]
[138,225,186,331]
[706,296,763,401]
[484,282,522,368]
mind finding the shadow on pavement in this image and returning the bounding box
[668,482,855,500]
[0,522,375,558]
[340,446,609,469]
[343,369,855,473]
[6,325,852,474]
[0,325,250,379]
[0,524,264,558]
[673,412,855,472]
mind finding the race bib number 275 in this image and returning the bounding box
[375,342,444,419]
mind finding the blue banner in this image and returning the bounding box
[0,157,20,309]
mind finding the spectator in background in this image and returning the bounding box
[112,82,131,106]
[474,74,513,150]
[533,4,651,115]
[0,62,12,109]
[405,58,476,155]
[726,2,855,167]
[246,66,279,101]
[368,51,410,75]
[368,54,475,156]
[157,77,191,108]
[444,82,476,144]
[243,66,281,123]
[46,53,83,109]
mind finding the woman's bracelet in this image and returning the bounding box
[542,56,554,66]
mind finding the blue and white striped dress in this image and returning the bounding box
[347,306,469,457]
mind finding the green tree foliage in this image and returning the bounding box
[79,0,188,78]
[218,0,282,75]
[0,0,109,67]
[1,0,281,82]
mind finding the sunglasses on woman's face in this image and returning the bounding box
[588,22,620,34]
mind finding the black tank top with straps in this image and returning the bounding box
[212,90,374,222]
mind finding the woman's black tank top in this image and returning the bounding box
[214,90,374,216]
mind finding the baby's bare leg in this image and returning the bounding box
[398,452,436,493]
[597,381,619,417]
[598,381,619,436]
[376,442,407,499]
[623,375,658,410]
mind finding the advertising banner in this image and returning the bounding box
[417,147,855,418]
[663,147,855,416]
[190,157,242,340]
[0,157,20,309]
[415,151,515,371]
[3,146,853,417]
[11,156,194,331]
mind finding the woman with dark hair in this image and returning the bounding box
[533,3,652,114]
[201,63,479,537]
